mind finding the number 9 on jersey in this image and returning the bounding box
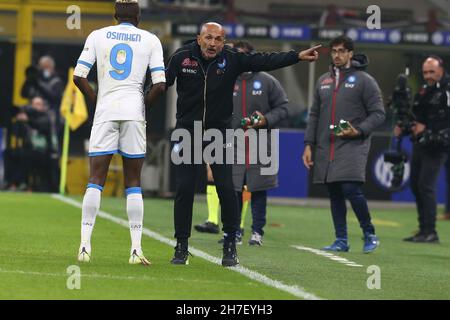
[109,43,133,80]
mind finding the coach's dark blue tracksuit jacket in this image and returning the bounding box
[165,41,301,240]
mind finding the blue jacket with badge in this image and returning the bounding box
[304,54,385,183]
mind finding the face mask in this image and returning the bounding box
[42,69,51,79]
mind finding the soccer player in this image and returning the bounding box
[73,0,166,265]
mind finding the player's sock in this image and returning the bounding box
[240,190,251,229]
[80,184,103,249]
[207,184,220,225]
[126,187,144,253]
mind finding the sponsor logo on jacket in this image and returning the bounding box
[182,68,198,74]
[182,58,198,67]
[321,77,333,85]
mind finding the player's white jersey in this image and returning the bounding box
[74,23,166,124]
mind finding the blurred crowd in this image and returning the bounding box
[3,55,63,192]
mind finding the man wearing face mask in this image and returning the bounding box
[166,22,321,266]
[397,56,450,243]
[21,56,64,127]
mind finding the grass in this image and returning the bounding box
[1,192,450,300]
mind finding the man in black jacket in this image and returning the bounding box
[21,56,64,129]
[397,56,450,243]
[166,22,320,266]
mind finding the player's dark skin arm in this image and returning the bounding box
[73,75,108,187]
[73,75,97,106]
[145,82,166,108]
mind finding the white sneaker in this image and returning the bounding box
[248,232,263,246]
[78,246,91,262]
[129,249,151,266]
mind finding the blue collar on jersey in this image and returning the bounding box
[120,22,134,26]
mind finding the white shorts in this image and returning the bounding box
[88,121,146,158]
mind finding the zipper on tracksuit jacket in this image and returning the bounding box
[330,72,343,161]
[193,56,215,130]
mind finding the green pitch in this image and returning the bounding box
[1,192,450,300]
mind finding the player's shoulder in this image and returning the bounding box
[135,27,160,41]
[96,25,115,34]
[87,26,114,40]
[85,28,102,39]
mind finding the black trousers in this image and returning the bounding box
[445,154,450,212]
[410,145,448,234]
[173,128,240,240]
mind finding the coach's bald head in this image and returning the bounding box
[197,22,226,60]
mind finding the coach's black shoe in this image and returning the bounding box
[403,232,425,242]
[222,239,239,267]
[415,232,440,244]
[194,221,220,234]
[403,232,439,243]
[171,242,190,265]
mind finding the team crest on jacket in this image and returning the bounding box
[345,76,356,88]
[217,58,227,75]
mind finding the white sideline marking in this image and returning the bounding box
[291,245,363,267]
[52,194,322,300]
[0,268,233,284]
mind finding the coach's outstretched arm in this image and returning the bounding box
[73,75,97,107]
[235,44,321,73]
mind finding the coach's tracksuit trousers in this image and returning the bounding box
[173,127,240,241]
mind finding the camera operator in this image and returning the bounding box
[396,56,450,243]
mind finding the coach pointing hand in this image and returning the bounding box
[165,22,321,267]
[298,45,321,62]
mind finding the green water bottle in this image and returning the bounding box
[339,119,350,131]
[251,114,260,125]
[330,124,341,135]
[241,117,251,128]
